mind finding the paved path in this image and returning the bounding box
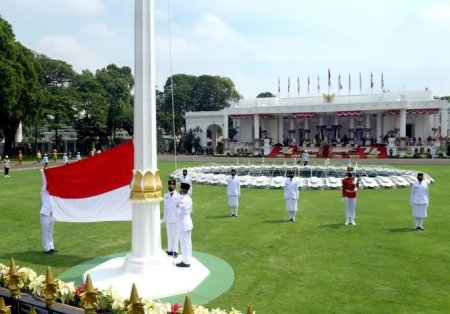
[7,155,450,172]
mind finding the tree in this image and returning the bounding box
[72,70,109,143]
[37,54,77,151]
[0,17,46,156]
[96,64,134,141]
[257,92,275,98]
[158,74,241,152]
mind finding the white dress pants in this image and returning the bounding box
[179,230,192,264]
[166,223,178,253]
[40,214,54,251]
[344,197,356,219]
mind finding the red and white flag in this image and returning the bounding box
[338,74,343,90]
[370,72,374,89]
[44,141,134,222]
[328,68,331,87]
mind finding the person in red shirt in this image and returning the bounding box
[342,167,360,225]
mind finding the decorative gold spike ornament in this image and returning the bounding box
[29,306,36,314]
[247,305,254,314]
[80,275,98,314]
[182,294,193,314]
[130,170,163,201]
[0,297,11,314]
[8,258,21,298]
[323,93,336,103]
[127,284,144,314]
[41,267,58,307]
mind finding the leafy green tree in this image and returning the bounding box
[257,92,275,98]
[72,70,109,143]
[37,54,77,151]
[95,64,134,141]
[0,17,46,156]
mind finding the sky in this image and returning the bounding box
[1,0,450,98]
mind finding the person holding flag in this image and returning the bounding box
[163,179,180,258]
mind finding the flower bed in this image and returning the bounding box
[0,263,252,314]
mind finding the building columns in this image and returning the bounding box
[349,117,355,141]
[376,114,383,144]
[278,115,284,144]
[304,119,310,141]
[223,114,229,150]
[399,109,407,137]
[365,114,371,144]
[440,108,448,138]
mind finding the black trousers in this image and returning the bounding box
[4,168,9,176]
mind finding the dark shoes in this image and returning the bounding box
[176,262,190,268]
[167,251,173,256]
[45,250,53,254]
[414,227,425,231]
[50,249,58,253]
[230,214,237,217]
[167,251,179,257]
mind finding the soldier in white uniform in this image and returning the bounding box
[284,172,300,222]
[62,153,68,164]
[163,179,180,257]
[410,173,429,231]
[302,150,309,166]
[179,169,193,196]
[43,154,49,169]
[40,170,57,254]
[227,169,241,217]
[76,152,81,161]
[176,182,193,267]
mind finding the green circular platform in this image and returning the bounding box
[58,251,234,305]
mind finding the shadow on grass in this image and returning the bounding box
[0,251,90,268]
[205,215,233,219]
[317,223,344,229]
[263,219,287,224]
[390,228,416,233]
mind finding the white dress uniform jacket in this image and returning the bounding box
[164,191,180,253]
[227,176,241,206]
[410,180,429,218]
[177,194,193,232]
[284,179,300,211]
[179,176,193,196]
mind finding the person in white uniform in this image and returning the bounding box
[163,179,180,258]
[43,154,49,169]
[302,150,309,166]
[40,170,57,254]
[76,152,81,161]
[284,172,300,222]
[179,169,193,196]
[176,182,193,267]
[227,169,241,217]
[411,173,429,231]
[62,153,68,164]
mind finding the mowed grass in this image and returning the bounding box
[0,162,449,314]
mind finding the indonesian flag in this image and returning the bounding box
[328,68,331,87]
[288,77,291,92]
[44,141,134,222]
[370,72,374,89]
[297,76,300,93]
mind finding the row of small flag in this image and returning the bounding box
[278,70,385,94]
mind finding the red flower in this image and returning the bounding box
[75,284,86,297]
[171,303,182,314]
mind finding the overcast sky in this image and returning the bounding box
[1,0,449,98]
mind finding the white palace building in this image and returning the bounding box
[185,90,450,158]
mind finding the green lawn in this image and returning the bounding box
[0,162,449,314]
